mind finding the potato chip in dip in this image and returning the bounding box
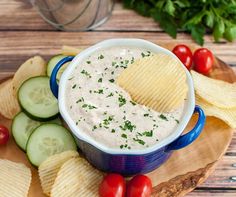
[65,47,187,150]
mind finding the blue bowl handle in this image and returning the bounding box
[50,56,74,98]
[166,105,205,151]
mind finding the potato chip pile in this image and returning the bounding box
[191,70,236,128]
[117,53,188,112]
[39,150,103,196]
[0,159,32,197]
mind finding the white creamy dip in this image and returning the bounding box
[65,47,186,150]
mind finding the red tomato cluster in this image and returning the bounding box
[172,44,214,75]
[99,174,152,197]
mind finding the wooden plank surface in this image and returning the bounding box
[0,0,236,196]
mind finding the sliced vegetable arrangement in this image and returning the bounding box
[0,54,78,168]
[12,112,62,151]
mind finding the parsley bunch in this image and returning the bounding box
[123,0,236,45]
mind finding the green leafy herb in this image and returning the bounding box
[143,113,149,117]
[111,129,116,133]
[86,61,91,64]
[123,0,236,45]
[72,84,77,89]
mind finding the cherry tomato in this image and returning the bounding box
[99,173,126,197]
[126,175,152,197]
[0,125,10,145]
[193,48,214,75]
[172,44,193,70]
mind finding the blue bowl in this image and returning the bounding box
[50,39,205,175]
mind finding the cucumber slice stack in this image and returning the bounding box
[12,57,78,167]
[12,112,62,151]
[18,76,59,120]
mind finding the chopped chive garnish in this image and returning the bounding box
[111,71,114,75]
[133,138,145,145]
[72,84,77,89]
[94,89,104,94]
[130,101,136,105]
[144,113,149,117]
[92,126,97,131]
[131,57,135,64]
[81,70,91,78]
[106,93,114,97]
[112,62,116,66]
[120,120,136,132]
[86,61,91,64]
[98,54,104,59]
[175,119,180,124]
[109,79,115,83]
[111,129,115,133]
[159,114,168,121]
[142,130,153,137]
[121,134,127,139]
[98,78,103,83]
[118,94,126,107]
[76,97,84,103]
[68,76,74,80]
[82,104,97,110]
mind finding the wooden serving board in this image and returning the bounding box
[0,44,235,197]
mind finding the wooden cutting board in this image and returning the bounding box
[0,44,235,197]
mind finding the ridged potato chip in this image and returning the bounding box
[51,157,103,197]
[0,78,20,119]
[13,56,46,95]
[191,70,236,108]
[196,95,236,128]
[39,150,79,196]
[61,46,82,56]
[117,53,188,112]
[0,159,32,197]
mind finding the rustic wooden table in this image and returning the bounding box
[0,1,236,196]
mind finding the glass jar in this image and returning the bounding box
[31,0,114,31]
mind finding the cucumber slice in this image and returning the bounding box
[26,124,77,167]
[47,55,69,80]
[12,112,62,151]
[18,76,59,120]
